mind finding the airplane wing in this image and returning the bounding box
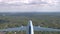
[0,26,27,32]
[34,26,60,32]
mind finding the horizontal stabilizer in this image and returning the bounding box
[34,26,60,32]
[0,26,26,32]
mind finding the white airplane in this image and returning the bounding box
[0,20,60,34]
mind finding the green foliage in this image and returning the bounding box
[0,13,60,34]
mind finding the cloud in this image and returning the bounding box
[0,0,59,6]
[0,0,60,12]
[0,0,58,5]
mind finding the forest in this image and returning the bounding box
[0,12,60,34]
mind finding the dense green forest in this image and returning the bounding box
[0,12,60,34]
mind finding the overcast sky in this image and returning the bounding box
[0,0,60,12]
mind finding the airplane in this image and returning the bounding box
[0,20,60,34]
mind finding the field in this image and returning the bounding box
[0,12,60,34]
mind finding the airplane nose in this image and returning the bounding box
[30,20,32,23]
[28,20,33,26]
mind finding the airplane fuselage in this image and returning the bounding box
[26,20,34,34]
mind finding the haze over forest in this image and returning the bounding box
[0,12,60,34]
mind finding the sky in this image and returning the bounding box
[0,0,60,12]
